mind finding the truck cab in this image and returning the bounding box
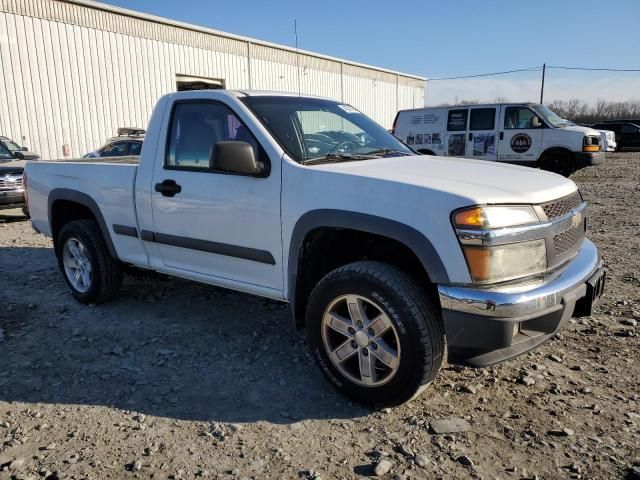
[393,102,604,176]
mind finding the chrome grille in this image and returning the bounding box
[0,175,23,190]
[554,223,585,255]
[541,191,582,220]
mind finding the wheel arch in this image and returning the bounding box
[288,210,449,330]
[539,146,574,163]
[48,189,118,259]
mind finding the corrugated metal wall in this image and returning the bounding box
[0,0,424,159]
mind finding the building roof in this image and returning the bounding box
[63,0,426,82]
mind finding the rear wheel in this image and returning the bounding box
[540,151,575,177]
[307,261,445,406]
[56,219,122,304]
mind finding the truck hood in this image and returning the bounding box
[0,159,26,174]
[13,150,39,160]
[309,155,577,205]
[562,124,601,136]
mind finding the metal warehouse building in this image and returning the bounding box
[0,0,425,159]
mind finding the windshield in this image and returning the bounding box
[531,104,569,128]
[0,137,22,151]
[241,96,413,164]
[0,143,13,160]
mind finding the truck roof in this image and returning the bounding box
[398,102,539,112]
[166,89,333,102]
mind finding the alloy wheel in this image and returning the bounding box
[62,237,92,293]
[321,294,401,387]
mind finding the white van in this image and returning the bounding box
[392,103,604,176]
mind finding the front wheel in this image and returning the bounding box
[540,151,575,177]
[306,261,445,406]
[56,219,122,304]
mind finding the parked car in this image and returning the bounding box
[25,90,605,406]
[590,122,640,151]
[0,136,39,160]
[0,143,26,212]
[392,103,604,177]
[83,128,144,158]
[603,118,640,127]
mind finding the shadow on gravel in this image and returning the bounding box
[0,213,28,223]
[0,246,369,424]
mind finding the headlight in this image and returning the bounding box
[452,205,547,284]
[582,136,600,152]
[453,205,539,229]
[461,239,547,284]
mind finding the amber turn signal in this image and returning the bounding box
[453,207,487,229]
[461,246,491,282]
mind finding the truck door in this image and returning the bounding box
[148,98,283,294]
[466,107,498,161]
[445,108,468,157]
[497,106,544,165]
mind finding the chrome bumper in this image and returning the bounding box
[0,188,25,207]
[438,239,600,319]
[438,240,603,367]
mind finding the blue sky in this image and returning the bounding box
[103,0,640,105]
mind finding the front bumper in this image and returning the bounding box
[438,240,603,367]
[0,189,25,209]
[574,151,605,168]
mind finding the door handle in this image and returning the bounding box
[155,179,182,197]
[499,132,504,140]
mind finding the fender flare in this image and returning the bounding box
[48,188,119,259]
[287,209,449,312]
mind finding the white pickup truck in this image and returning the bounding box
[25,90,606,406]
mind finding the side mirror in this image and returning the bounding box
[21,146,29,151]
[13,151,24,160]
[531,116,542,128]
[210,141,261,175]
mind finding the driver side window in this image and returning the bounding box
[166,101,261,170]
[504,107,541,129]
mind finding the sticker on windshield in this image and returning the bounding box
[337,104,359,113]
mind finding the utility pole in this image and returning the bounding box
[540,63,546,104]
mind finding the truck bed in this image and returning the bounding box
[26,158,140,244]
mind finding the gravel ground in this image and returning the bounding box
[1,153,639,480]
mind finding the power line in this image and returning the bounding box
[548,65,640,72]
[428,64,640,81]
[428,66,541,81]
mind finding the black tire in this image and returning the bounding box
[56,219,122,304]
[306,261,445,407]
[540,151,575,177]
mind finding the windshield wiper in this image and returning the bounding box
[362,148,411,157]
[301,153,372,165]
